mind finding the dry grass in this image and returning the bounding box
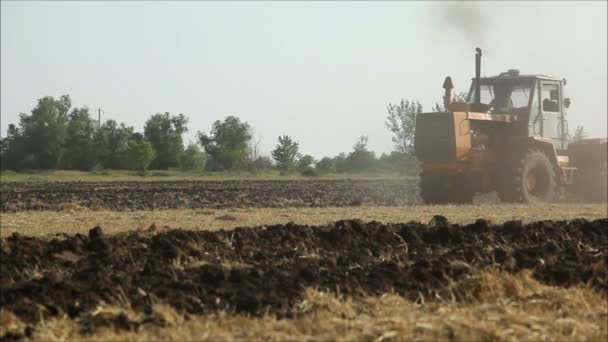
[1,203,606,238]
[2,270,605,342]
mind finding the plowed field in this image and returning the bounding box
[1,180,416,212]
[1,179,606,341]
[1,217,606,340]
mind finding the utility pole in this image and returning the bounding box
[98,108,102,128]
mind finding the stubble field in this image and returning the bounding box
[1,179,606,341]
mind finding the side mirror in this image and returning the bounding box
[564,98,571,108]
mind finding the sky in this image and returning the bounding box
[1,1,607,159]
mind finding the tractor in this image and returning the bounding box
[414,48,607,204]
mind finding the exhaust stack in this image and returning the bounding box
[443,76,454,110]
[475,48,482,105]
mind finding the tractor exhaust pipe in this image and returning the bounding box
[475,48,482,105]
[443,76,454,110]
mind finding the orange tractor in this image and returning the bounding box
[414,48,607,204]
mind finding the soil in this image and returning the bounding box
[0,180,417,212]
[1,217,606,339]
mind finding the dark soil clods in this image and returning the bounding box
[1,217,606,338]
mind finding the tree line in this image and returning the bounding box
[0,94,422,175]
[0,93,587,176]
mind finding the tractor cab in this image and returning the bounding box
[465,70,572,151]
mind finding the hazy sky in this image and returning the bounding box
[2,1,606,159]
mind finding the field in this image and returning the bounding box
[1,179,607,341]
[0,170,412,183]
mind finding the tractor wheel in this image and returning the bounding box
[419,171,474,204]
[497,149,557,203]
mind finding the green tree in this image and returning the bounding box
[93,119,134,169]
[315,157,336,173]
[198,116,252,171]
[180,143,206,172]
[570,125,587,143]
[130,132,145,142]
[377,151,419,175]
[297,154,316,173]
[126,140,156,175]
[63,107,96,170]
[0,124,30,170]
[16,95,71,169]
[271,135,300,171]
[144,112,188,170]
[345,136,377,172]
[385,99,423,155]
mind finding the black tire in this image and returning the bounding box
[419,170,474,204]
[497,149,557,203]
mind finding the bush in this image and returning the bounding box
[249,156,274,172]
[297,155,315,173]
[345,136,377,172]
[126,140,156,175]
[334,153,347,173]
[301,167,318,177]
[90,162,112,175]
[315,157,336,173]
[180,144,206,172]
[345,150,377,172]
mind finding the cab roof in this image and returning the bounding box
[472,70,563,82]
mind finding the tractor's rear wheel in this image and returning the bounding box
[419,170,474,204]
[497,149,557,203]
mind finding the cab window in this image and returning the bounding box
[541,84,560,112]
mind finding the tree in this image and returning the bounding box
[180,143,206,172]
[345,136,377,172]
[297,154,316,173]
[130,132,145,142]
[198,116,252,171]
[247,133,262,163]
[126,140,156,175]
[93,119,134,169]
[144,112,188,170]
[385,99,423,155]
[570,125,587,143]
[315,157,336,173]
[432,91,469,112]
[271,135,300,171]
[63,107,96,170]
[0,124,30,170]
[377,150,419,175]
[334,152,347,173]
[18,95,71,168]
